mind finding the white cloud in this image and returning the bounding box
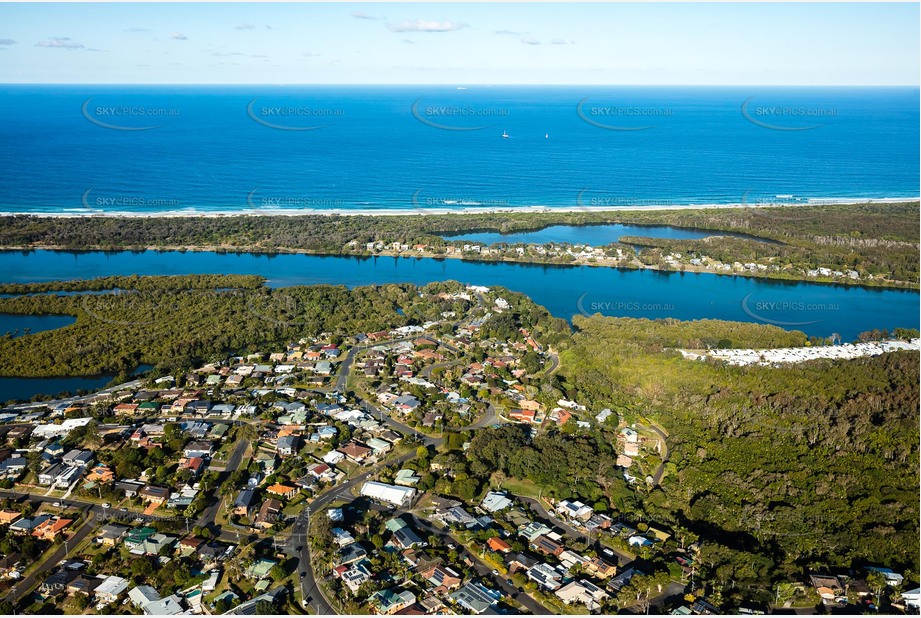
[0,39,16,45]
[520,37,541,46]
[171,32,188,41]
[351,11,380,20]
[34,37,84,49]
[386,19,467,33]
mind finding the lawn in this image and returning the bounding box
[497,477,544,500]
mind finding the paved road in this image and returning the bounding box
[515,496,634,567]
[284,448,423,615]
[0,496,104,606]
[542,352,560,375]
[197,438,250,529]
[282,388,444,615]
[400,510,552,615]
[463,403,502,431]
[4,378,145,410]
[419,359,463,378]
[639,423,670,486]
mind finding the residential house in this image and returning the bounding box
[86,464,114,484]
[337,542,369,566]
[142,595,185,615]
[556,499,594,522]
[361,481,416,507]
[266,484,298,500]
[183,441,214,459]
[254,451,278,474]
[366,437,392,456]
[39,570,79,596]
[556,579,608,607]
[487,537,512,554]
[585,556,617,578]
[67,575,102,597]
[253,499,282,530]
[450,582,502,615]
[391,526,425,550]
[97,524,129,547]
[128,585,161,609]
[420,564,462,591]
[277,436,300,457]
[62,449,94,468]
[245,557,277,580]
[527,563,565,591]
[131,533,177,556]
[139,485,170,505]
[38,463,64,486]
[506,551,540,574]
[94,575,129,603]
[0,509,21,525]
[371,588,416,615]
[32,517,73,541]
[338,442,373,464]
[481,491,513,513]
[0,457,26,478]
[394,469,421,487]
[233,489,257,517]
[531,535,564,557]
[809,574,845,600]
[339,561,372,593]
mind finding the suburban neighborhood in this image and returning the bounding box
[0,283,916,616]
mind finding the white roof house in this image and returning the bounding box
[901,587,921,609]
[360,481,416,507]
[129,585,161,608]
[556,579,608,606]
[556,499,594,521]
[322,450,345,465]
[481,491,513,512]
[143,594,184,615]
[94,576,129,602]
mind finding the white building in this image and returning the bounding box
[556,499,594,521]
[556,580,608,606]
[360,481,416,507]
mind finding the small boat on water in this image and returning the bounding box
[502,130,509,138]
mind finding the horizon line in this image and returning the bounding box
[3,82,920,87]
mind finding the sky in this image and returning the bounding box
[0,2,918,85]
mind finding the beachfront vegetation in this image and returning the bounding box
[0,200,917,288]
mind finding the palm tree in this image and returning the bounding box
[866,571,887,609]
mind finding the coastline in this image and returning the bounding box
[0,244,916,292]
[1,197,918,218]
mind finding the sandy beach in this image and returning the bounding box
[1,197,917,219]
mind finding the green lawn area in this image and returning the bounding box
[498,477,543,499]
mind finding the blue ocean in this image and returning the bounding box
[0,85,917,213]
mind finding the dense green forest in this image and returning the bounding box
[624,234,918,285]
[0,201,917,286]
[554,315,920,598]
[0,276,566,379]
